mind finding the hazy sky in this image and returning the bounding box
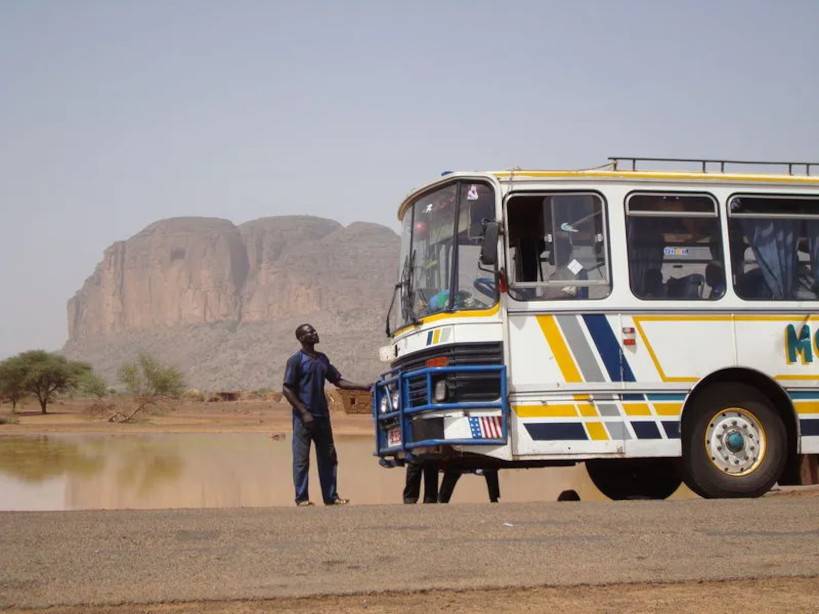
[1,0,818,358]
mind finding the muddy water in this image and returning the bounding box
[0,433,605,511]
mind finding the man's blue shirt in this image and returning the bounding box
[283,350,341,418]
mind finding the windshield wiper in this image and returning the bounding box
[403,251,421,326]
[385,282,400,337]
[386,256,419,337]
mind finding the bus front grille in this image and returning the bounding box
[391,342,503,407]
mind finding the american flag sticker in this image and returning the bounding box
[468,415,503,439]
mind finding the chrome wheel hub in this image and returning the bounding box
[705,408,766,476]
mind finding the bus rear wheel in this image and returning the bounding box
[585,458,681,500]
[681,383,787,498]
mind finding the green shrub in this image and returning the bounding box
[118,354,185,398]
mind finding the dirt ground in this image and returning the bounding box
[3,398,818,613]
[0,396,372,436]
[7,577,819,614]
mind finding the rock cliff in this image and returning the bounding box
[64,216,399,389]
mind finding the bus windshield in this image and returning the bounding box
[396,181,497,328]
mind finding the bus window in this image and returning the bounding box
[626,193,725,300]
[406,184,458,320]
[455,183,498,309]
[728,195,819,300]
[506,193,610,300]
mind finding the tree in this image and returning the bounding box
[0,356,27,411]
[15,351,91,414]
[118,354,184,398]
[114,354,185,423]
[78,370,108,399]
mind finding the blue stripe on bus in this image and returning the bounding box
[789,391,819,400]
[647,393,687,402]
[661,421,681,439]
[582,314,636,382]
[631,422,662,439]
[623,394,645,401]
[801,419,819,436]
[426,331,433,345]
[524,423,588,441]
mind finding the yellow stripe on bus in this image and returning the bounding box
[491,169,819,186]
[576,402,599,417]
[653,403,683,416]
[537,315,583,383]
[392,304,500,337]
[623,403,652,416]
[585,422,609,441]
[794,401,819,415]
[514,404,578,418]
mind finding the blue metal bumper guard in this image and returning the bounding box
[373,365,509,457]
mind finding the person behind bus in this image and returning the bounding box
[403,460,439,504]
[437,466,500,503]
[282,323,370,507]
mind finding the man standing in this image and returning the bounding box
[282,323,370,507]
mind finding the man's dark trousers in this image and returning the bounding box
[292,415,338,504]
[403,461,439,503]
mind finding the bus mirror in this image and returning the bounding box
[480,221,499,266]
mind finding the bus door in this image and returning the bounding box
[503,191,623,456]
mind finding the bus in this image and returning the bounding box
[373,156,819,499]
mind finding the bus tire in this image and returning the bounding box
[681,383,787,498]
[585,458,681,500]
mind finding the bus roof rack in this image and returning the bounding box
[608,156,819,176]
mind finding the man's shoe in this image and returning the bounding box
[325,497,349,506]
[296,500,314,507]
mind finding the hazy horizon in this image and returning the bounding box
[2,0,818,358]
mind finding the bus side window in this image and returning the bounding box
[626,193,725,301]
[506,193,610,300]
[728,196,819,301]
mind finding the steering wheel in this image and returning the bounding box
[473,277,496,299]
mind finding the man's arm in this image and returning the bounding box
[325,359,370,392]
[334,378,371,391]
[282,384,316,426]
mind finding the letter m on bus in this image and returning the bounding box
[786,324,813,364]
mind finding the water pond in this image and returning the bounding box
[0,433,602,510]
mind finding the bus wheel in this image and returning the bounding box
[681,383,787,498]
[585,458,681,500]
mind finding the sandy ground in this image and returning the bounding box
[8,577,818,614]
[2,398,818,613]
[0,397,372,436]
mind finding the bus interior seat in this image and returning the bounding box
[735,268,771,299]
[642,269,665,298]
[666,274,705,299]
[705,261,726,298]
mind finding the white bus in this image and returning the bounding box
[374,157,819,499]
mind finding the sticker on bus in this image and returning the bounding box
[387,428,401,447]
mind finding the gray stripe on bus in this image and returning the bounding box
[555,314,607,383]
[596,402,622,418]
[605,421,632,440]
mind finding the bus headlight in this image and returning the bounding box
[379,394,390,414]
[391,389,400,411]
[434,379,447,402]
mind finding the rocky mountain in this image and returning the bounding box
[63,216,399,390]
